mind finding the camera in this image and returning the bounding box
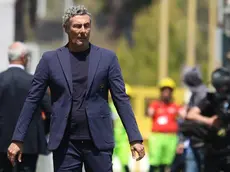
[211,67,230,136]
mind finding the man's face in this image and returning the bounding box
[66,15,91,47]
[161,87,173,102]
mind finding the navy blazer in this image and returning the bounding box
[0,67,51,154]
[12,44,142,151]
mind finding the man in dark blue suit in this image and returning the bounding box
[8,5,145,172]
[0,42,51,172]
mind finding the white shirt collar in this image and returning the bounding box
[8,64,25,70]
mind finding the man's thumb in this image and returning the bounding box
[131,148,136,159]
[18,152,22,162]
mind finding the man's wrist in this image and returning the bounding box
[12,140,23,144]
[130,140,143,145]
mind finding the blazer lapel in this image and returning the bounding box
[57,46,73,94]
[86,44,101,96]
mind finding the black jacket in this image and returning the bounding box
[181,92,230,150]
[0,67,51,154]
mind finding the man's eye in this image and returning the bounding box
[84,24,90,28]
[73,24,82,28]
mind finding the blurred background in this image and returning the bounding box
[1,0,230,171]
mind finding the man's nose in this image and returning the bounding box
[80,26,86,33]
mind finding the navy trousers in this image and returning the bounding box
[53,139,113,172]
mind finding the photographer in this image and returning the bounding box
[185,67,230,172]
[182,66,208,172]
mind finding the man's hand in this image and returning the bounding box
[178,106,187,119]
[207,115,220,127]
[130,141,145,161]
[7,141,23,166]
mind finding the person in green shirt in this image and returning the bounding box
[109,84,133,172]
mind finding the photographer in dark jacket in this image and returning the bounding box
[185,67,230,172]
[182,66,208,172]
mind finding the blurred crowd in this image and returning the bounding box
[110,66,230,172]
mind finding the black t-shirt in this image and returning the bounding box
[68,48,91,140]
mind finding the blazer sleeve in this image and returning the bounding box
[108,54,143,143]
[12,54,50,142]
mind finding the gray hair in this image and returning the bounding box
[8,42,30,61]
[62,5,91,27]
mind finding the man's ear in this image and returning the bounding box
[19,54,25,61]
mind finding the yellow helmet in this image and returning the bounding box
[125,84,132,96]
[158,77,176,90]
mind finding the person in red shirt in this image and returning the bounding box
[147,77,184,172]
